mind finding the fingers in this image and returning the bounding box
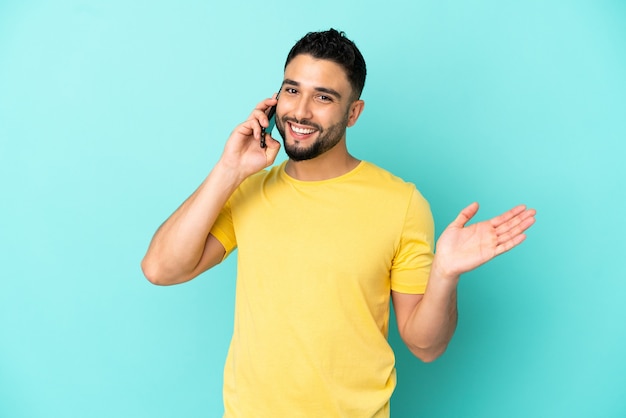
[260,132,281,149]
[489,204,527,228]
[256,96,279,112]
[248,97,278,121]
[235,115,281,146]
[234,118,263,141]
[495,208,536,238]
[494,209,536,255]
[495,233,527,256]
[247,109,271,134]
[228,95,281,152]
[264,134,281,162]
[246,97,279,143]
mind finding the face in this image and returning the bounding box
[275,54,362,161]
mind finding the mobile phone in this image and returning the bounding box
[260,90,281,148]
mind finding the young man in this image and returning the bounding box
[142,29,536,417]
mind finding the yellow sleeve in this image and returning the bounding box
[210,198,237,260]
[390,188,435,294]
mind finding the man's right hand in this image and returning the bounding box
[219,97,282,182]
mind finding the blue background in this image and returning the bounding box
[1,1,625,417]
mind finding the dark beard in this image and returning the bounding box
[276,113,349,162]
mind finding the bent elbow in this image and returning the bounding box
[407,343,448,363]
[414,349,443,363]
[141,258,170,286]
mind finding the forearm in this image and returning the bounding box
[141,161,243,284]
[402,258,460,362]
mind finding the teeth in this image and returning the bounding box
[291,125,315,135]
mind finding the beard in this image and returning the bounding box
[276,111,350,162]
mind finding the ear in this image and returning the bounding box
[346,100,365,127]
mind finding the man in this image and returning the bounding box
[141,29,536,418]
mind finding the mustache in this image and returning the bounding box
[281,116,322,132]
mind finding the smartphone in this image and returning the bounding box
[260,89,281,148]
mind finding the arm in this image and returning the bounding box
[393,202,536,362]
[141,97,281,286]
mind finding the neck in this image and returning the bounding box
[284,140,360,181]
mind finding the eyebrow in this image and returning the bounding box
[282,79,343,100]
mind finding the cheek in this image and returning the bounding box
[275,102,290,122]
[316,108,339,125]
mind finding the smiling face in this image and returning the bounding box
[275,54,364,162]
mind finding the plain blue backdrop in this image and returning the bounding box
[1,0,625,417]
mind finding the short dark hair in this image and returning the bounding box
[285,29,367,100]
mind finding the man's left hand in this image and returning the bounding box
[433,203,536,280]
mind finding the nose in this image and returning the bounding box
[293,96,313,122]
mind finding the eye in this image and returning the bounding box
[317,95,333,103]
[285,88,298,95]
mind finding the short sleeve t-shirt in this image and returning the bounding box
[211,160,434,418]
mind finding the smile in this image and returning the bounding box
[291,125,316,134]
[288,122,318,137]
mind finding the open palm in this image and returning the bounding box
[435,202,536,277]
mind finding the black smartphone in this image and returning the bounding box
[260,89,281,148]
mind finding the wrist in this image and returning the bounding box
[430,257,461,286]
[208,160,250,194]
[214,159,250,186]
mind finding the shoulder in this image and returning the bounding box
[360,161,410,185]
[364,162,431,216]
[239,162,285,188]
[358,161,427,201]
[229,162,287,207]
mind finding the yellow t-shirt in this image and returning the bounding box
[211,160,434,418]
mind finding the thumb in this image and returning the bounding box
[451,202,479,228]
[264,134,282,165]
